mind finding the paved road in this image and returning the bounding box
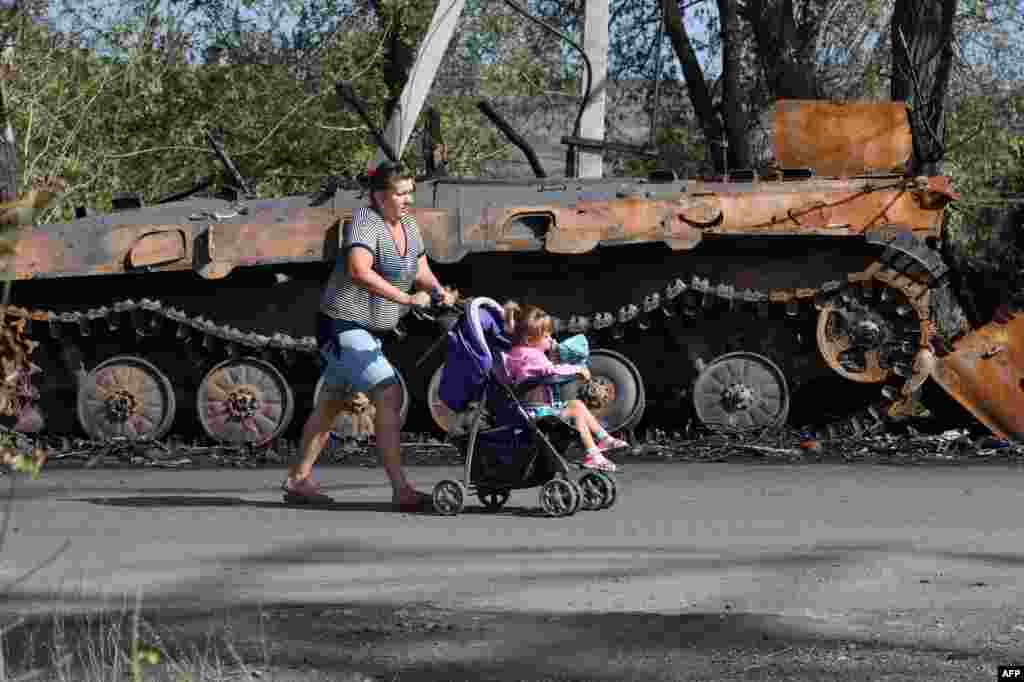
[2,461,1024,680]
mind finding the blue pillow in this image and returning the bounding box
[556,334,590,365]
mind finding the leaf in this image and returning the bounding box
[11,453,42,480]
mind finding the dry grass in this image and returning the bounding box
[0,592,283,682]
[0,457,304,682]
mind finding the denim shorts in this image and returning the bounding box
[316,314,398,396]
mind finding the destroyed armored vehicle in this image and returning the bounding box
[1,0,1021,447]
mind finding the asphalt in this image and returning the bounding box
[1,461,1023,680]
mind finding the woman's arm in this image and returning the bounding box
[413,255,455,304]
[348,247,415,305]
[413,255,443,295]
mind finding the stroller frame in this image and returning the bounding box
[429,298,618,517]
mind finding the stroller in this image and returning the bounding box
[428,297,618,517]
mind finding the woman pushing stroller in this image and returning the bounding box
[502,301,627,473]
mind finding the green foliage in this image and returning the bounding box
[3,5,510,220]
[942,91,1024,252]
[623,125,703,177]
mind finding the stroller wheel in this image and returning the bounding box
[567,479,584,514]
[539,479,579,517]
[432,480,467,516]
[599,472,618,510]
[578,471,615,511]
[478,490,510,512]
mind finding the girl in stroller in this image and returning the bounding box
[503,301,627,472]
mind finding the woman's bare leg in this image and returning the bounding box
[289,391,349,481]
[371,382,410,499]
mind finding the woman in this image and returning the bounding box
[282,161,455,511]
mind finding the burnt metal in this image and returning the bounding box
[4,99,1011,444]
[206,130,253,199]
[155,176,214,205]
[561,135,660,158]
[112,192,142,211]
[477,100,547,179]
[423,107,448,176]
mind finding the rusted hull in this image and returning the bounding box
[931,310,1024,440]
[6,175,955,281]
[773,100,913,177]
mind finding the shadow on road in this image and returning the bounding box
[79,494,551,517]
[0,596,1004,682]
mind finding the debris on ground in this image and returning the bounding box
[5,417,1023,471]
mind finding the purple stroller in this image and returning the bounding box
[430,297,618,516]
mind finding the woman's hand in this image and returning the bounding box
[408,291,432,307]
[432,286,457,307]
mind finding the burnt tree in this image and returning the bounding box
[739,0,825,100]
[662,0,743,173]
[891,0,956,176]
[0,82,15,203]
[367,0,419,125]
[0,2,17,202]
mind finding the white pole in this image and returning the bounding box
[372,0,467,167]
[577,0,609,178]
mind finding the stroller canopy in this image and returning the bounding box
[439,297,510,412]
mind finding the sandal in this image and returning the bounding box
[597,435,630,452]
[394,488,433,513]
[581,450,618,473]
[281,476,334,505]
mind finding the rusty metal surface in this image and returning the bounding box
[773,100,912,177]
[426,175,951,263]
[931,310,1024,441]
[3,169,956,281]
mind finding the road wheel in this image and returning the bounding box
[588,349,646,432]
[197,357,294,444]
[433,479,467,516]
[692,351,789,430]
[77,355,176,441]
[313,367,409,438]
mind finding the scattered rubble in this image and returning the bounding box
[4,417,1022,473]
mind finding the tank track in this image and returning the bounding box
[1,233,957,445]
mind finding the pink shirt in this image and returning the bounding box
[504,345,580,384]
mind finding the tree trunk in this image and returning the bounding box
[741,0,823,100]
[891,0,956,176]
[0,84,16,203]
[717,0,750,170]
[0,5,17,202]
[369,0,418,125]
[661,0,725,171]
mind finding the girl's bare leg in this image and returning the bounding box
[564,400,597,451]
[576,401,607,437]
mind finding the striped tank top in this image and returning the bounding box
[319,206,424,332]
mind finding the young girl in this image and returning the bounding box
[502,301,627,473]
